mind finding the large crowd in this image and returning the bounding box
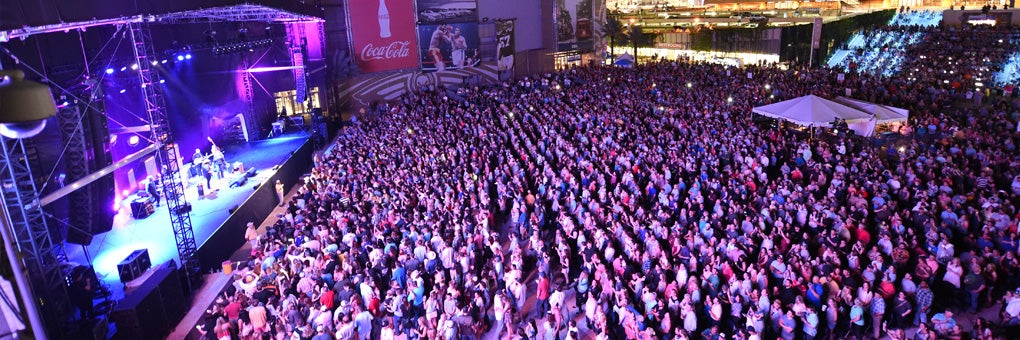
[195,22,1020,340]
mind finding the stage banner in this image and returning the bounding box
[418,23,480,72]
[350,0,420,73]
[556,0,594,52]
[496,19,515,74]
[416,0,478,24]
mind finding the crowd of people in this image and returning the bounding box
[194,21,1020,340]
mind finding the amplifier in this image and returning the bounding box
[130,198,154,219]
[117,249,151,283]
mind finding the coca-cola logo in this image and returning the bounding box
[361,41,411,61]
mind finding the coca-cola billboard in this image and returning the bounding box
[350,0,420,73]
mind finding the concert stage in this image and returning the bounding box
[64,132,313,300]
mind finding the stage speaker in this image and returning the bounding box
[111,262,185,340]
[117,249,150,282]
[172,203,192,215]
[229,175,248,188]
[130,198,155,219]
[245,167,257,177]
[86,101,116,235]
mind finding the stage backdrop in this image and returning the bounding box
[555,0,594,52]
[418,23,480,72]
[496,19,515,75]
[416,0,478,24]
[349,0,420,73]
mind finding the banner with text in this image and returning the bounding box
[416,0,478,24]
[418,23,480,72]
[556,0,594,52]
[350,0,420,73]
[496,19,515,74]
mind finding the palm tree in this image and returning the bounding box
[601,16,626,63]
[627,26,660,66]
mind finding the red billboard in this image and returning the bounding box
[349,0,420,73]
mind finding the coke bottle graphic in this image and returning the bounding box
[378,0,392,38]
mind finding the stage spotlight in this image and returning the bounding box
[128,135,140,146]
[119,89,127,94]
[105,68,115,74]
[0,70,57,139]
[185,54,192,60]
[130,63,138,70]
[151,61,158,66]
[177,55,185,61]
[120,67,127,72]
[161,59,168,64]
[159,79,166,84]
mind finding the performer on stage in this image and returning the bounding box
[210,143,226,179]
[146,176,162,207]
[429,25,452,71]
[202,160,213,191]
[193,148,204,165]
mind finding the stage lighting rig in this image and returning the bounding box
[213,38,274,55]
[0,70,57,139]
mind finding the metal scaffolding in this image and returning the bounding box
[0,136,69,337]
[0,3,325,338]
[126,22,199,286]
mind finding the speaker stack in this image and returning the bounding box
[111,261,186,340]
[117,249,151,283]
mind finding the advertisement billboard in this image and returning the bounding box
[416,0,478,24]
[556,0,594,52]
[418,23,480,72]
[350,0,420,73]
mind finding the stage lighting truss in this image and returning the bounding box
[0,4,321,41]
[214,38,274,55]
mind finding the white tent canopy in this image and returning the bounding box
[834,96,909,124]
[752,95,874,128]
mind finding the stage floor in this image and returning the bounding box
[64,132,309,300]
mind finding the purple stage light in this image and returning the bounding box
[185,54,192,60]
[120,66,127,72]
[130,63,138,70]
[177,55,185,61]
[159,79,166,84]
[119,89,126,94]
[128,135,140,146]
[161,59,168,64]
[245,65,304,73]
[105,68,114,74]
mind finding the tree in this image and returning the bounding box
[601,16,626,62]
[627,26,660,65]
